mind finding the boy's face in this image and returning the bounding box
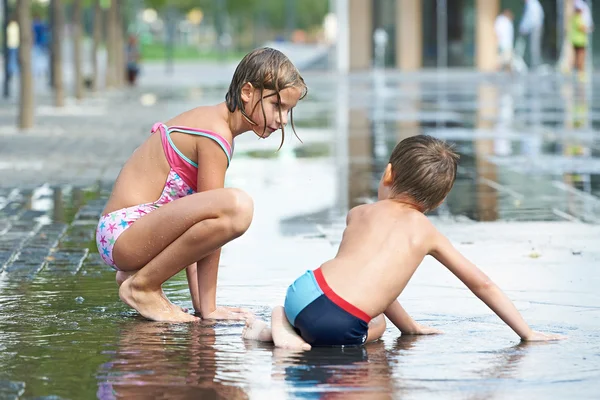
[241,84,303,139]
[377,163,394,200]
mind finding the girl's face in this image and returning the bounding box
[242,85,303,139]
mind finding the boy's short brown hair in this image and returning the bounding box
[388,135,459,211]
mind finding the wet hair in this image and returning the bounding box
[225,47,307,148]
[388,135,459,212]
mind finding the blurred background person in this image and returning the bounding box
[126,34,141,86]
[495,9,514,72]
[519,0,544,69]
[32,13,50,78]
[570,0,593,81]
[6,14,19,78]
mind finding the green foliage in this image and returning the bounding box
[142,0,329,31]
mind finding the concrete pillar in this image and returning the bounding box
[476,0,499,71]
[349,0,372,70]
[396,0,422,70]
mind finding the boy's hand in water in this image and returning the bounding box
[202,306,255,321]
[522,331,566,341]
[403,323,443,335]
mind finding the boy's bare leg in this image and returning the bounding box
[365,314,386,343]
[271,306,311,350]
[242,318,273,342]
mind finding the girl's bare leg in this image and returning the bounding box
[115,271,134,286]
[114,188,253,322]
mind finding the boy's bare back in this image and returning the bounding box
[320,200,437,318]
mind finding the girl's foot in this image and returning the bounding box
[119,277,198,323]
[116,270,188,312]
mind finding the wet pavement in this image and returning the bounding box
[1,64,600,399]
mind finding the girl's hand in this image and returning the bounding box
[522,331,566,342]
[202,306,255,321]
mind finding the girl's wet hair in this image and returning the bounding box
[225,47,307,148]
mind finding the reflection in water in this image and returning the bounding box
[337,74,600,222]
[273,336,418,398]
[334,75,350,215]
[347,108,374,208]
[475,84,499,221]
[270,335,538,399]
[97,322,249,400]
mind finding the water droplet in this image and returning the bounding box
[75,296,85,304]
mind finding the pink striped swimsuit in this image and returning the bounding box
[95,123,234,270]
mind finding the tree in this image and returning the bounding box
[115,0,125,86]
[91,0,102,91]
[73,0,83,99]
[52,0,65,107]
[105,0,117,88]
[17,0,34,129]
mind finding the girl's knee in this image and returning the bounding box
[220,188,254,235]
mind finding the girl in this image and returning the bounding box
[96,47,307,323]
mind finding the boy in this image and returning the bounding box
[243,135,564,349]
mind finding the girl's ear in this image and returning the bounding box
[241,82,254,103]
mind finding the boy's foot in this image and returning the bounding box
[271,306,311,351]
[119,277,198,323]
[242,318,273,342]
[116,270,188,313]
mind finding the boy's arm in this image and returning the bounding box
[430,231,562,341]
[384,300,441,335]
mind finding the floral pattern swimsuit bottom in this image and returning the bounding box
[95,122,233,270]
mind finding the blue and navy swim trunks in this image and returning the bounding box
[283,268,371,347]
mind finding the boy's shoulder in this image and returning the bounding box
[349,201,432,224]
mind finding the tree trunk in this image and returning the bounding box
[3,0,11,98]
[91,0,101,91]
[115,0,124,87]
[72,0,83,99]
[52,0,65,107]
[17,0,34,129]
[105,0,117,88]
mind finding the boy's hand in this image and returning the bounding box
[522,331,566,342]
[403,323,443,335]
[202,306,255,321]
